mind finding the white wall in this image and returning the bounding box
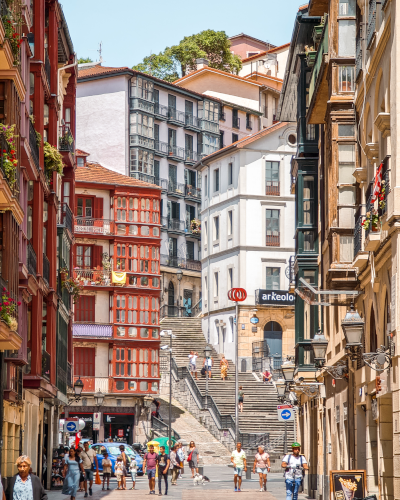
[75,187,112,219]
[95,342,110,377]
[95,291,110,324]
[204,90,259,111]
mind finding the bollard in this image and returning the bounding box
[246,467,252,479]
[198,466,204,476]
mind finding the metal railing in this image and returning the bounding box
[356,25,363,80]
[29,121,40,173]
[151,415,181,440]
[185,184,201,199]
[130,134,155,149]
[266,181,280,196]
[67,362,73,388]
[58,203,73,233]
[154,103,168,118]
[184,150,199,163]
[379,156,390,217]
[154,140,169,155]
[365,181,374,236]
[74,217,115,236]
[73,269,111,286]
[160,301,202,318]
[167,180,185,195]
[246,119,252,130]
[59,125,74,154]
[168,145,185,161]
[161,217,185,232]
[130,98,154,114]
[42,350,50,380]
[367,0,376,48]
[154,177,168,191]
[43,254,50,285]
[73,323,113,337]
[27,242,37,276]
[354,205,365,258]
[130,171,155,184]
[160,253,201,271]
[266,234,280,247]
[232,116,240,129]
[44,49,51,87]
[168,107,185,124]
[185,113,200,129]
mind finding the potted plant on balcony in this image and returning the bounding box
[43,142,65,181]
[379,180,386,211]
[190,218,201,235]
[305,45,317,67]
[61,276,83,303]
[0,287,20,331]
[312,16,325,45]
[59,266,68,283]
[2,12,23,66]
[362,210,380,232]
[0,124,18,186]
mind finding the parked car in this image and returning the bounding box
[91,442,143,475]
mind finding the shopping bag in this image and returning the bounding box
[95,471,101,485]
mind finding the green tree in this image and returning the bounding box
[77,57,93,64]
[133,30,242,82]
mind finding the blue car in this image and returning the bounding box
[91,442,143,475]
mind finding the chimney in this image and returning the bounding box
[196,58,209,70]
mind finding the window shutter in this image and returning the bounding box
[197,172,201,189]
[75,296,95,322]
[167,201,171,219]
[93,197,103,219]
[92,245,102,268]
[184,169,188,185]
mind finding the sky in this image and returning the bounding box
[62,0,302,68]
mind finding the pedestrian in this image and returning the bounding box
[153,399,163,420]
[74,447,84,492]
[189,351,199,380]
[187,441,198,477]
[6,456,48,500]
[238,386,245,412]
[62,448,85,500]
[252,445,271,492]
[203,355,213,377]
[177,442,185,478]
[220,356,229,381]
[231,442,247,492]
[115,457,124,490]
[282,442,308,500]
[129,454,137,490]
[262,369,273,383]
[169,444,181,486]
[157,446,170,496]
[101,452,112,491]
[81,441,98,497]
[143,444,159,495]
[119,445,129,489]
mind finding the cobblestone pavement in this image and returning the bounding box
[47,469,309,500]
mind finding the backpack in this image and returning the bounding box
[283,454,305,478]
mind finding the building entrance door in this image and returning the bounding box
[264,321,282,370]
[168,282,175,316]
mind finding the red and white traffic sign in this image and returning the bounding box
[228,288,247,301]
[277,405,295,422]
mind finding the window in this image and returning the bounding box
[214,272,219,297]
[129,148,154,178]
[77,157,84,167]
[213,216,220,241]
[115,294,159,326]
[186,241,195,260]
[220,131,224,149]
[232,133,239,143]
[303,176,314,225]
[232,109,239,129]
[340,235,354,262]
[63,182,70,207]
[247,51,260,57]
[266,209,280,246]
[214,168,220,192]
[228,210,233,236]
[75,296,95,322]
[228,163,233,185]
[265,161,280,195]
[74,347,95,377]
[338,144,356,228]
[168,128,177,149]
[339,0,356,15]
[338,66,355,92]
[228,268,233,289]
[131,76,153,100]
[185,134,193,153]
[266,268,280,290]
[76,245,92,268]
[339,124,355,137]
[200,100,219,121]
[338,21,356,57]
[304,231,315,251]
[130,113,154,138]
[202,133,219,155]
[205,175,208,196]
[246,113,252,129]
[77,197,92,218]
[168,94,176,110]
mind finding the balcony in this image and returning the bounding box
[185,220,201,239]
[74,217,115,236]
[29,121,40,174]
[57,203,73,234]
[73,323,113,338]
[44,49,51,88]
[160,253,201,271]
[379,156,390,219]
[154,177,168,191]
[167,145,185,162]
[184,150,199,165]
[246,119,253,130]
[59,125,74,154]
[154,103,168,120]
[367,0,376,48]
[0,320,22,350]
[73,269,111,286]
[43,254,50,285]
[266,181,280,196]
[185,184,201,201]
[185,113,201,131]
[130,171,155,184]
[42,350,50,381]
[266,233,280,247]
[73,376,111,394]
[154,140,168,157]
[0,133,19,196]
[161,216,185,234]
[308,17,329,124]
[27,242,37,276]
[201,120,219,134]
[130,98,154,114]
[168,107,185,126]
[130,134,154,149]
[353,206,369,269]
[232,116,240,129]
[167,180,185,197]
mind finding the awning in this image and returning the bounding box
[295,278,362,306]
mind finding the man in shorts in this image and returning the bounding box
[282,442,308,500]
[143,444,158,495]
[253,445,270,491]
[231,442,247,492]
[81,441,98,497]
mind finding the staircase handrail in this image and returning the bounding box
[151,415,181,441]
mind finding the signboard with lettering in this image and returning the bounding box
[93,413,101,431]
[256,290,295,306]
[330,470,366,500]
[118,429,124,437]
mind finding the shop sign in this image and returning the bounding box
[118,429,124,437]
[330,470,366,500]
[93,413,101,431]
[257,290,295,306]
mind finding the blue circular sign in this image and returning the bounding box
[281,410,292,420]
[250,317,259,324]
[66,422,77,432]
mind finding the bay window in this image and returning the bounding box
[338,66,355,92]
[130,76,153,101]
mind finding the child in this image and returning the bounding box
[102,452,112,491]
[129,455,138,490]
[115,456,125,490]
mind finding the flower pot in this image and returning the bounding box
[306,51,317,67]
[60,271,67,282]
[312,25,324,45]
[372,226,379,232]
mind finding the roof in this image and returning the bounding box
[75,162,160,190]
[78,64,132,79]
[241,43,291,63]
[298,3,309,10]
[174,66,265,87]
[242,73,283,83]
[75,149,90,157]
[228,33,275,48]
[195,121,289,165]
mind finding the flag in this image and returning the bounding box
[111,271,126,284]
[75,431,81,448]
[371,162,383,203]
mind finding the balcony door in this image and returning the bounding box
[168,237,178,257]
[74,347,95,377]
[168,281,175,315]
[168,201,180,221]
[186,241,195,260]
[266,209,280,246]
[75,295,95,322]
[185,168,196,188]
[186,204,196,229]
[265,161,280,195]
[168,164,177,190]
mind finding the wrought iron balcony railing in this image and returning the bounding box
[27,242,37,276]
[73,323,113,338]
[58,203,73,233]
[154,103,168,118]
[167,180,185,196]
[73,269,111,286]
[185,113,201,129]
[168,107,185,124]
[29,121,40,173]
[43,254,50,285]
[232,116,240,129]
[74,217,115,236]
[266,181,280,196]
[59,125,74,154]
[160,253,201,271]
[185,184,201,199]
[184,150,199,163]
[354,205,365,258]
[168,145,185,161]
[154,140,169,155]
[266,233,280,247]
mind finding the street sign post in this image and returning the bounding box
[277,405,295,422]
[93,412,101,431]
[64,418,79,433]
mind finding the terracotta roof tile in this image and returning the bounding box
[78,64,131,79]
[298,3,309,11]
[174,66,265,86]
[75,149,90,157]
[241,51,268,63]
[76,162,160,190]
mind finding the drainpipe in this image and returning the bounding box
[56,54,77,146]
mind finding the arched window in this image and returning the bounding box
[264,321,283,369]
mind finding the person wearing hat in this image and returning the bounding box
[282,442,308,500]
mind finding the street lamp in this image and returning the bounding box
[281,361,296,383]
[176,269,183,311]
[276,380,287,401]
[311,328,329,368]
[68,377,84,405]
[94,390,105,406]
[204,344,212,410]
[161,329,175,451]
[341,304,364,360]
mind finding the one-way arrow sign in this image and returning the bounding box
[277,404,295,422]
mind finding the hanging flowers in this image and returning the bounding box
[61,275,83,303]
[190,218,201,235]
[0,287,20,330]
[2,11,23,66]
[378,180,386,211]
[362,211,379,232]
[43,142,65,180]
[0,123,18,186]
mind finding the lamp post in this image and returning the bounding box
[176,268,183,313]
[204,344,212,411]
[68,377,84,405]
[93,390,104,442]
[281,361,296,384]
[341,303,364,360]
[311,329,329,368]
[161,330,175,451]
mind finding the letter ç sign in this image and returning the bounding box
[228,288,247,301]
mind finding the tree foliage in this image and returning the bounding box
[77,57,93,64]
[133,30,242,82]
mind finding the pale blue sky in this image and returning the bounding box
[62,0,302,68]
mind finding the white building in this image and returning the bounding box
[198,122,297,370]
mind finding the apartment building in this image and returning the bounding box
[0,0,76,487]
[279,0,397,498]
[197,122,296,370]
[76,66,221,318]
[63,151,161,444]
[228,33,275,59]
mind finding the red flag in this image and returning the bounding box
[371,163,383,203]
[75,431,81,448]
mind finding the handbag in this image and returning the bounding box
[187,451,193,462]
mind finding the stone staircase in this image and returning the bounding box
[160,317,294,462]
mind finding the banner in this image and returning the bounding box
[112,271,126,284]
